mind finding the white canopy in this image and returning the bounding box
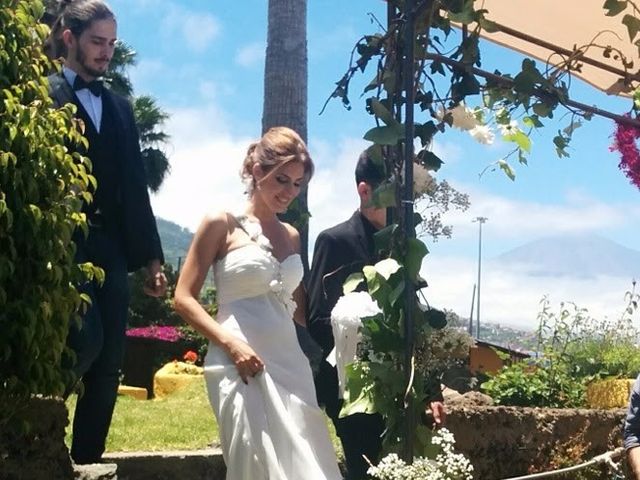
[469,0,640,96]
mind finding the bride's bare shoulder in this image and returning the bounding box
[281,222,301,253]
[195,211,235,239]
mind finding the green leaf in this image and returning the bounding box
[363,125,404,145]
[405,238,429,281]
[448,0,477,24]
[414,121,437,147]
[363,265,383,296]
[603,0,628,17]
[498,159,516,181]
[513,59,545,95]
[373,224,396,255]
[340,363,377,417]
[343,273,364,294]
[523,115,544,128]
[562,120,582,137]
[532,102,553,118]
[388,279,405,306]
[418,150,444,172]
[369,98,399,128]
[553,133,570,158]
[479,17,500,33]
[373,258,401,280]
[622,14,640,41]
[504,130,532,153]
[370,181,397,209]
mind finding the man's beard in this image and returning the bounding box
[74,46,108,78]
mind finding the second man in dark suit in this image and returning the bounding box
[308,150,445,479]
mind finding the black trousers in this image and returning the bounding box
[316,361,385,480]
[67,227,129,464]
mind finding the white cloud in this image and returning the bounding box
[307,137,368,243]
[163,5,220,53]
[422,255,639,330]
[150,104,256,231]
[152,101,366,252]
[432,139,464,166]
[128,59,167,92]
[235,42,265,68]
[441,184,632,242]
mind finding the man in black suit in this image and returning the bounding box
[307,150,445,479]
[47,0,166,464]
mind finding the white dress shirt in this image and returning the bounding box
[63,66,103,133]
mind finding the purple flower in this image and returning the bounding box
[126,326,182,342]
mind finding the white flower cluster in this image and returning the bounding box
[413,162,435,198]
[499,119,520,136]
[437,102,495,145]
[330,291,382,396]
[367,429,473,480]
[432,428,474,480]
[332,291,381,328]
[239,217,273,252]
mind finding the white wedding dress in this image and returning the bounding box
[203,215,342,480]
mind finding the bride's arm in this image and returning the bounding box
[174,212,264,383]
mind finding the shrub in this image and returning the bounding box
[482,287,640,407]
[0,0,98,428]
[127,263,181,327]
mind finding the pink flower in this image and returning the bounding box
[611,117,640,190]
[126,326,182,342]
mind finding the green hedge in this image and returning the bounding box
[0,0,98,428]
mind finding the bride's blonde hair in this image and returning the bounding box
[241,127,314,194]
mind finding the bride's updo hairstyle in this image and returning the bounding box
[241,127,314,195]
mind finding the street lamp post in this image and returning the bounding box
[473,216,488,338]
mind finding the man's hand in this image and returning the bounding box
[143,259,167,297]
[629,446,640,479]
[427,400,446,426]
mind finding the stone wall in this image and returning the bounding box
[447,406,626,479]
[0,400,629,479]
[0,397,72,480]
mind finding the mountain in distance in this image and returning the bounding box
[492,233,640,278]
[155,217,194,269]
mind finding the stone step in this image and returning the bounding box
[74,463,118,480]
[103,449,226,480]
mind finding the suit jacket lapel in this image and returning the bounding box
[101,89,126,142]
[347,211,373,261]
[49,72,101,137]
[49,72,75,108]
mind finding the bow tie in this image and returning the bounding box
[73,76,104,96]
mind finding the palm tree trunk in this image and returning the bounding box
[262,0,309,274]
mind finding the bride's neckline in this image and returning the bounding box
[217,243,300,266]
[218,213,300,265]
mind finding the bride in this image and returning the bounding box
[174,127,342,480]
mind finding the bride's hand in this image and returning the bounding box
[225,338,264,384]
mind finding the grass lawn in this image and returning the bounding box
[65,376,342,456]
[66,378,218,452]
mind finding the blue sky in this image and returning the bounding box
[108,0,640,329]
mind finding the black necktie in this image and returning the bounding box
[73,75,104,96]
